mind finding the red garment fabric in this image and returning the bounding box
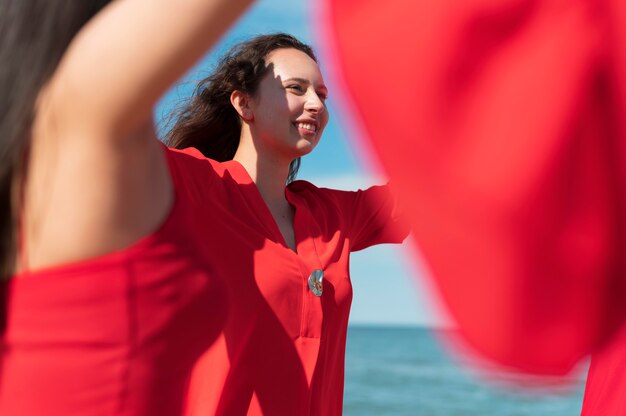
[163,147,408,416]
[0,148,228,415]
[320,0,626,382]
[582,323,626,415]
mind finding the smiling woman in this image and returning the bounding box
[163,33,410,415]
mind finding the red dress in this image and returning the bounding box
[161,147,409,416]
[1,145,408,416]
[0,147,228,415]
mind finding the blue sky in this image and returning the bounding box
[155,0,449,327]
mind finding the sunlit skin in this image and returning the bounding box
[232,48,329,251]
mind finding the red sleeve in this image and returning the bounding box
[328,184,410,252]
[162,145,218,206]
[320,0,626,374]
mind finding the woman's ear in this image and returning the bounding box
[230,90,254,122]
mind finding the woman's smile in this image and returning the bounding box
[293,120,319,137]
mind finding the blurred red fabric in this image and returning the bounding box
[320,0,626,382]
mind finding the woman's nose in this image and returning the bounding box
[305,91,325,114]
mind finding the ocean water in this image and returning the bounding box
[343,326,586,416]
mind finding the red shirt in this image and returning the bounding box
[164,147,408,416]
[0,145,407,415]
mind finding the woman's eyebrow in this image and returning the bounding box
[282,77,309,84]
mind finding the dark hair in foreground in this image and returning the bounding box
[0,0,112,280]
[165,33,317,183]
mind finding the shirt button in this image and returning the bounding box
[308,269,324,297]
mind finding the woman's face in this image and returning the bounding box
[248,48,329,161]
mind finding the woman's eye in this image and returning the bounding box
[287,85,304,92]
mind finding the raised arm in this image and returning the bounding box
[23,0,252,270]
[46,0,252,137]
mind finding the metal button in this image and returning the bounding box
[308,269,324,297]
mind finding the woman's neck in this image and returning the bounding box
[233,132,297,251]
[233,142,291,208]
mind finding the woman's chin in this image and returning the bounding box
[294,138,319,155]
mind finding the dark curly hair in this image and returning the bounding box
[165,33,317,183]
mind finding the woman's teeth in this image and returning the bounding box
[296,122,316,132]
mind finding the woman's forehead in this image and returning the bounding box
[265,48,324,83]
